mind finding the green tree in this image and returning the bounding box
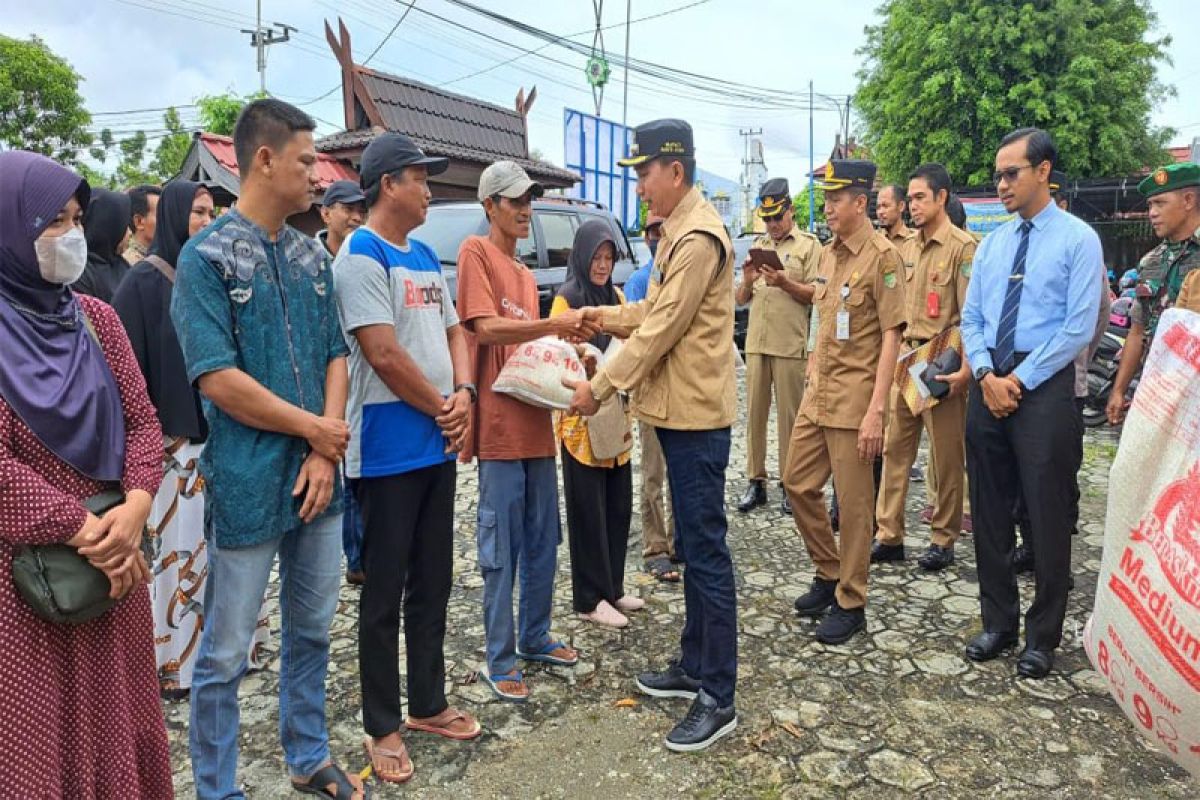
[148,107,193,180]
[197,91,266,136]
[0,35,92,164]
[792,186,825,228]
[854,0,1174,185]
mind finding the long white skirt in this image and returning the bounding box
[148,437,270,691]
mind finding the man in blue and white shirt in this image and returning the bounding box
[960,127,1103,680]
[333,133,481,778]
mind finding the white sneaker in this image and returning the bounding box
[615,595,645,612]
[580,599,628,628]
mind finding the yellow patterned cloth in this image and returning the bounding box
[550,294,632,468]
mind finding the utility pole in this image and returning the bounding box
[622,0,631,130]
[739,127,762,232]
[808,80,815,232]
[241,0,296,94]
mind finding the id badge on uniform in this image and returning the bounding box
[836,285,851,340]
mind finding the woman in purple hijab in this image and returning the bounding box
[0,150,173,797]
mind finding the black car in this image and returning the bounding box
[410,197,638,317]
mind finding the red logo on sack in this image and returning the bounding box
[1130,461,1200,610]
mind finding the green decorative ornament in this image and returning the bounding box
[585,56,610,88]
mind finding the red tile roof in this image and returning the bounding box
[1168,145,1193,164]
[198,132,358,188]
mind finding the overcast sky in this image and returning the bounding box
[6,0,1198,190]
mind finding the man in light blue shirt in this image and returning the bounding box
[960,127,1103,680]
[623,215,663,302]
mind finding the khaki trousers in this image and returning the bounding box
[783,416,875,610]
[925,433,971,513]
[638,421,674,560]
[745,353,806,481]
[876,385,966,548]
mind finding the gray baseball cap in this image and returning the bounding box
[478,160,545,202]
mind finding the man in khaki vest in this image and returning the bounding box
[783,160,906,645]
[566,119,739,753]
[736,178,821,515]
[872,163,976,572]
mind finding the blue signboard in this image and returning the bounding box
[564,108,639,231]
[961,198,1014,235]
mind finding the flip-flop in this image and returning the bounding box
[645,556,682,583]
[406,708,483,740]
[480,669,530,702]
[516,640,578,666]
[292,762,371,798]
[361,736,413,785]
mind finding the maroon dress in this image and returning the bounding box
[0,295,173,798]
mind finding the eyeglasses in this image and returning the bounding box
[993,164,1034,185]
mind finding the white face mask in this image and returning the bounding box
[34,227,88,285]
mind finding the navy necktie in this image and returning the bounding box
[993,220,1033,373]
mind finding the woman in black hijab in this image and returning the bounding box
[113,180,269,699]
[551,219,640,629]
[75,187,132,302]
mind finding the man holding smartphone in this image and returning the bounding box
[735,178,821,515]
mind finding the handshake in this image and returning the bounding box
[553,306,605,343]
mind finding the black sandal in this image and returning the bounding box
[645,556,681,582]
[292,763,369,799]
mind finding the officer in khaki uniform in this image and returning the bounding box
[736,178,821,515]
[871,163,976,573]
[783,160,906,645]
[877,183,915,245]
[566,119,740,752]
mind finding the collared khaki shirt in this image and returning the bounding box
[801,221,907,430]
[744,227,822,358]
[592,187,737,430]
[898,217,977,342]
[1175,267,1200,313]
[886,223,915,245]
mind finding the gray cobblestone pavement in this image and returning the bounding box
[168,391,1195,798]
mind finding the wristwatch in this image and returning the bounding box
[973,366,994,381]
[454,383,478,404]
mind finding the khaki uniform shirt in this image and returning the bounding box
[801,221,907,430]
[1175,267,1200,313]
[592,187,737,430]
[744,227,822,358]
[898,217,977,342]
[886,223,915,246]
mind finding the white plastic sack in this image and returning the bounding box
[493,336,597,410]
[1083,308,1200,778]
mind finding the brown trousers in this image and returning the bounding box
[745,353,806,481]
[783,417,875,610]
[876,385,966,547]
[638,421,674,560]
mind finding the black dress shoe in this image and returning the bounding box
[780,495,792,515]
[635,660,701,699]
[1013,544,1034,574]
[870,541,906,563]
[736,480,767,513]
[816,603,866,645]
[1016,648,1055,679]
[964,630,1019,662]
[664,688,738,752]
[917,544,954,571]
[794,576,838,617]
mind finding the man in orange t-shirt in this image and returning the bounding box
[456,161,597,703]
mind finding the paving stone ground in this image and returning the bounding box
[168,384,1196,798]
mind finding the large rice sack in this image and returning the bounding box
[1083,308,1200,779]
[493,336,596,410]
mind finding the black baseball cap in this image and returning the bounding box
[359,133,449,194]
[618,119,694,167]
[321,179,366,207]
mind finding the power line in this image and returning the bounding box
[296,0,417,105]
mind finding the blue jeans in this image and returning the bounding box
[658,427,738,707]
[190,514,342,799]
[342,474,363,573]
[477,457,561,676]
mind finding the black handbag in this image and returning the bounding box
[11,489,126,625]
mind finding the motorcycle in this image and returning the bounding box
[1082,339,1139,428]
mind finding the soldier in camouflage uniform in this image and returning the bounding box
[1107,162,1200,425]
